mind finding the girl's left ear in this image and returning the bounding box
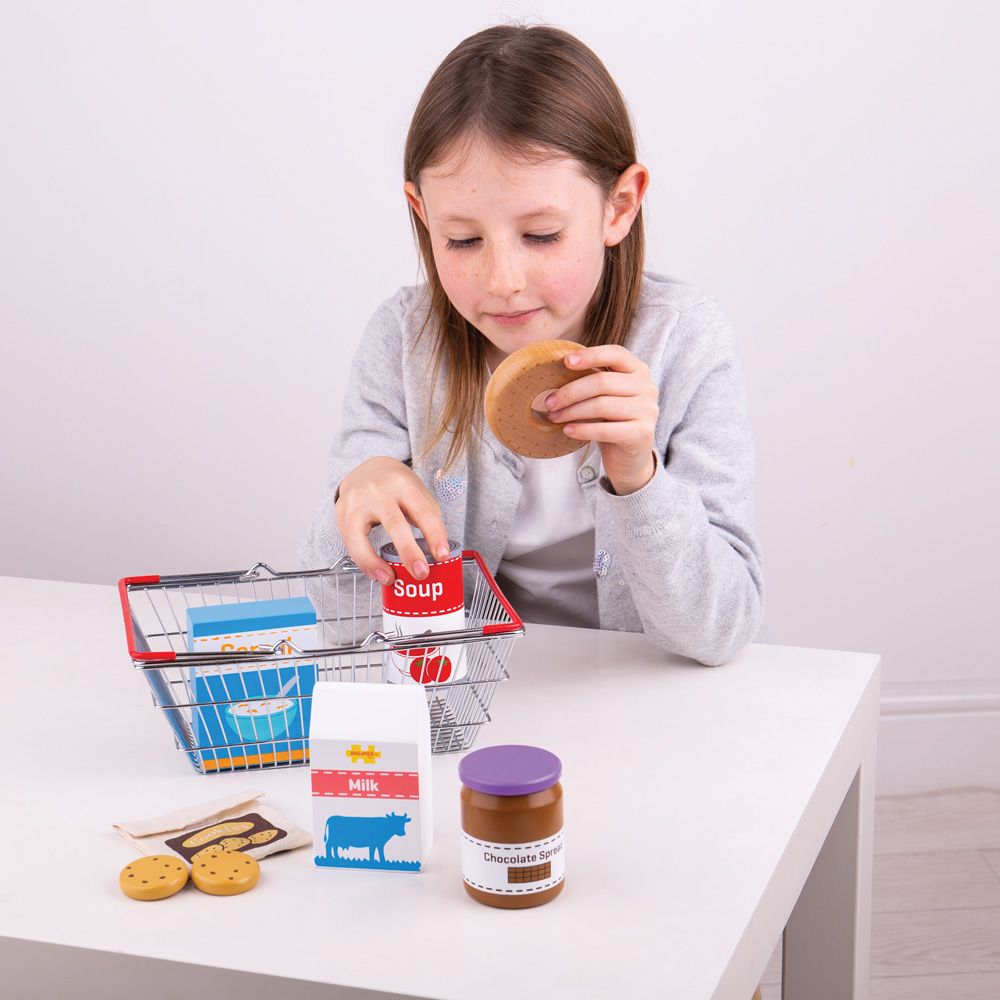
[604,163,650,246]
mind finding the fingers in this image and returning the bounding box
[564,344,645,375]
[545,360,658,429]
[377,506,451,585]
[339,506,424,586]
[546,351,659,448]
[335,502,392,584]
[549,394,657,426]
[557,348,659,494]
[559,420,646,444]
[380,509,429,582]
[402,499,452,566]
[544,370,643,414]
[334,458,451,586]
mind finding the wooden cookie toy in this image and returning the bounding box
[119,855,189,901]
[484,340,597,459]
[191,849,260,896]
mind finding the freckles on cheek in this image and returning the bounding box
[439,254,473,283]
[434,259,461,293]
[437,262,476,312]
[541,268,586,310]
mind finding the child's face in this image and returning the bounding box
[405,136,645,363]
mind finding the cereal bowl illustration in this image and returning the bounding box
[225,697,299,741]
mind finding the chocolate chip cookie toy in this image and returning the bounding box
[191,849,260,896]
[119,855,189,901]
[484,340,597,459]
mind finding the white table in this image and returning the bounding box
[0,576,880,1000]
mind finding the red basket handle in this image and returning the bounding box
[462,550,523,635]
[118,576,177,662]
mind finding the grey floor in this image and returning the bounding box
[760,787,1000,998]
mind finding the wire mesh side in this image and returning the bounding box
[124,557,521,772]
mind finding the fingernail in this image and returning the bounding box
[545,393,558,409]
[567,354,580,366]
[376,569,391,585]
[413,560,428,579]
[436,544,450,559]
[564,425,575,435]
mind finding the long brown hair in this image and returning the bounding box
[404,23,645,470]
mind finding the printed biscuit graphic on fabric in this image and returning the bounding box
[164,812,288,862]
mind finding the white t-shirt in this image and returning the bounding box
[495,447,600,629]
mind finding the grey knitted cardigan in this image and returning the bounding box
[299,270,764,666]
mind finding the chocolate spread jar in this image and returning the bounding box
[458,744,564,908]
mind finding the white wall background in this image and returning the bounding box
[2,2,998,751]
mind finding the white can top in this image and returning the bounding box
[380,538,461,564]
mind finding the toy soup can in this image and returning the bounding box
[380,537,467,685]
[458,744,565,908]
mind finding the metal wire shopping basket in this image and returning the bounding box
[118,552,524,774]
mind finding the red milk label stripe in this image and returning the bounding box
[311,769,420,800]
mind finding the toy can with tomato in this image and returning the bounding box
[380,538,467,685]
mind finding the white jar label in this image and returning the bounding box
[461,829,565,895]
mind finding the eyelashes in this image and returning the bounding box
[444,232,564,251]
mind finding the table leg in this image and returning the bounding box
[781,737,876,1000]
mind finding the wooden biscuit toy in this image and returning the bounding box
[484,340,598,459]
[191,849,261,896]
[119,855,189,901]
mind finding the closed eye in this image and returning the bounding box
[445,232,564,250]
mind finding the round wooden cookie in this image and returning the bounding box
[191,849,260,896]
[484,340,596,459]
[119,855,189,901]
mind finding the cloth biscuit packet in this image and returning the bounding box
[113,789,311,862]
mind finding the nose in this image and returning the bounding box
[484,239,525,300]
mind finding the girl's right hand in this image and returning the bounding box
[334,456,452,585]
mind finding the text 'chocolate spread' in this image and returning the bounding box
[458,744,564,908]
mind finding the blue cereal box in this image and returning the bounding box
[310,682,433,872]
[186,597,318,772]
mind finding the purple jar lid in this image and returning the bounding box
[458,744,562,796]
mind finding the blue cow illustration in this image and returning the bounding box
[324,812,412,864]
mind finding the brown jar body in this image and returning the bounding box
[460,782,564,909]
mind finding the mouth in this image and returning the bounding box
[486,308,542,325]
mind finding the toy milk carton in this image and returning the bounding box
[310,682,432,872]
[186,597,318,772]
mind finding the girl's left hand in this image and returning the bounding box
[544,345,660,495]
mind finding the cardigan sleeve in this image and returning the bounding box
[298,292,413,571]
[596,299,764,666]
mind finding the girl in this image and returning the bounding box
[300,23,764,667]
